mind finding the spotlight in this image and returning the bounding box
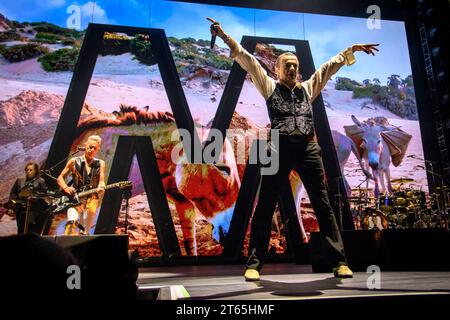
[432,46,440,57]
[429,27,437,38]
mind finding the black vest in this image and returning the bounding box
[266,83,314,136]
[72,156,100,191]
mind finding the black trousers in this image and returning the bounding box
[246,135,347,271]
[15,208,25,234]
[15,207,51,235]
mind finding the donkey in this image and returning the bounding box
[350,115,393,196]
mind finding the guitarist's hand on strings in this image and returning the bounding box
[63,186,76,197]
[97,184,106,196]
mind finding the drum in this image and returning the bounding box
[405,189,427,209]
[379,195,394,212]
[388,206,415,229]
[362,208,389,230]
[393,191,408,206]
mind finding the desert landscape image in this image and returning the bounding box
[0,9,427,257]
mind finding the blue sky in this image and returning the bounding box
[0,0,413,82]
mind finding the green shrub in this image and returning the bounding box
[168,37,208,49]
[62,38,76,46]
[35,32,61,42]
[203,49,232,70]
[34,38,56,44]
[0,30,22,42]
[100,33,131,56]
[0,30,21,42]
[353,86,376,99]
[130,34,156,65]
[196,39,210,47]
[0,43,48,62]
[345,74,417,120]
[335,77,361,91]
[31,22,83,39]
[9,20,25,28]
[38,47,80,71]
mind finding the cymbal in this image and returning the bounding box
[348,196,375,200]
[351,187,372,192]
[391,178,415,183]
[348,199,370,204]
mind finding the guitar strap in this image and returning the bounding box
[86,159,100,189]
[80,161,86,188]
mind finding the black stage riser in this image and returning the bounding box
[42,234,138,299]
[0,234,138,300]
[43,234,129,268]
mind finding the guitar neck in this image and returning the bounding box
[77,182,124,198]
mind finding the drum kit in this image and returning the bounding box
[349,177,449,231]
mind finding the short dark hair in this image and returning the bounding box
[276,52,298,69]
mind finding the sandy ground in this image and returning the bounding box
[0,54,226,125]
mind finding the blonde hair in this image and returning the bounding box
[87,135,102,145]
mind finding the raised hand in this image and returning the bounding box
[351,43,379,56]
[207,17,225,38]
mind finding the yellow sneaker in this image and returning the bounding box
[244,269,260,281]
[333,264,353,278]
[64,221,76,236]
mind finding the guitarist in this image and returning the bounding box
[57,135,106,235]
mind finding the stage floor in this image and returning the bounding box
[137,263,450,300]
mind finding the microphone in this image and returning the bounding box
[210,25,217,49]
[77,146,86,151]
[207,18,219,49]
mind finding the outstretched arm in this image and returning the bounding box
[303,44,379,102]
[208,17,276,100]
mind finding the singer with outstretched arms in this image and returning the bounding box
[57,135,106,235]
[207,18,379,280]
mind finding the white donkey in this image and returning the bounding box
[347,115,394,196]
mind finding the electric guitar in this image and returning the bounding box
[51,181,132,213]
